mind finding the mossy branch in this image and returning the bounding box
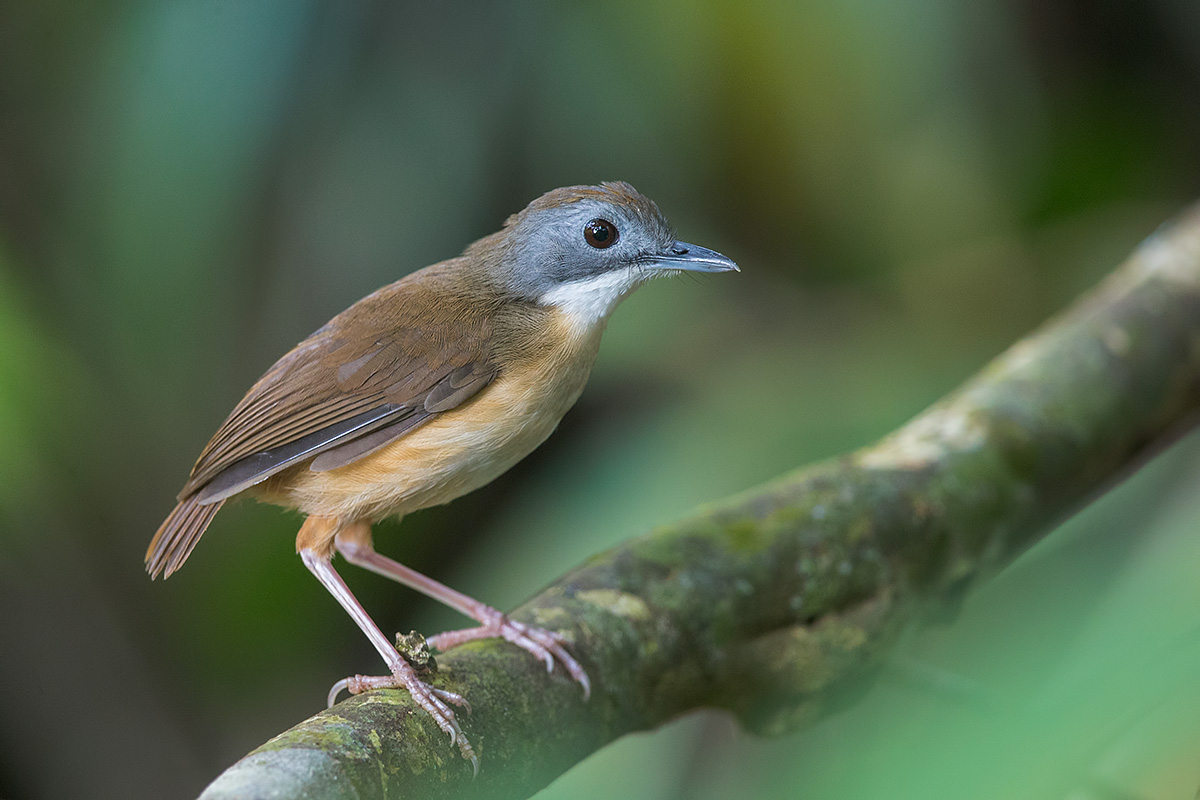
[200,204,1200,800]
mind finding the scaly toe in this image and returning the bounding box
[327,673,400,705]
[432,687,471,712]
[426,617,591,700]
[505,624,590,696]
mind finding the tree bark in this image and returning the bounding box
[200,203,1200,800]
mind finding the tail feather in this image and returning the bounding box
[146,495,225,579]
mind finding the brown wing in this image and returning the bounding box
[146,266,498,578]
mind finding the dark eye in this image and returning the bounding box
[583,218,618,249]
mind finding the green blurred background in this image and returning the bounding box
[2,1,1200,798]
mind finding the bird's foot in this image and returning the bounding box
[427,610,590,700]
[327,665,478,774]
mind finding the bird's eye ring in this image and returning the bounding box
[584,218,618,249]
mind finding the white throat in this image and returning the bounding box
[539,266,645,334]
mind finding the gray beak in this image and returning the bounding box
[649,241,739,273]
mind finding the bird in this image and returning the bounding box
[146,181,738,770]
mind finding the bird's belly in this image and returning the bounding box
[267,355,593,522]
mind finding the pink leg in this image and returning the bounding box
[299,549,478,772]
[335,536,590,700]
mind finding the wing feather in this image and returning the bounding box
[148,264,500,577]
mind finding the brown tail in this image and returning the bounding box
[145,495,226,579]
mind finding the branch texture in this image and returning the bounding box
[201,204,1200,800]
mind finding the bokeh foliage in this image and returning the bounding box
[1,1,1198,798]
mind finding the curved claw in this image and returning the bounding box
[327,677,351,707]
[429,616,591,700]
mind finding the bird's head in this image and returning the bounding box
[474,181,738,326]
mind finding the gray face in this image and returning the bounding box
[498,192,678,300]
[484,182,738,309]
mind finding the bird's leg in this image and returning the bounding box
[335,525,590,699]
[297,539,478,771]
